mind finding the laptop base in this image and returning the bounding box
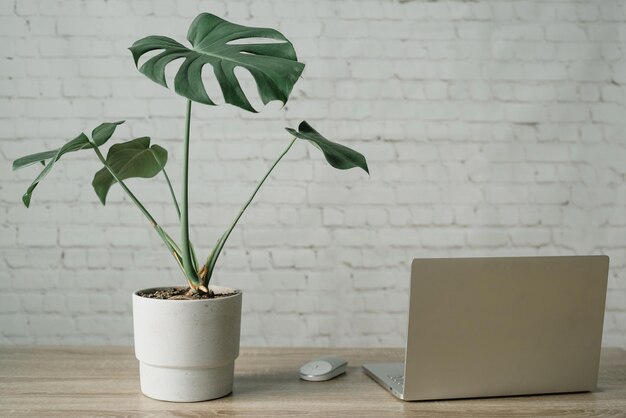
[362,363,405,400]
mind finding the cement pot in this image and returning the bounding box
[132,286,242,402]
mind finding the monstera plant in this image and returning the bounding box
[13,13,368,402]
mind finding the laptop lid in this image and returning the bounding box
[402,255,609,401]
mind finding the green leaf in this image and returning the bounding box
[286,121,369,175]
[92,137,168,205]
[12,150,58,170]
[129,13,305,112]
[92,122,124,145]
[14,121,124,207]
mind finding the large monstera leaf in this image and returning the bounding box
[92,137,168,205]
[286,121,370,175]
[13,121,124,207]
[129,13,305,112]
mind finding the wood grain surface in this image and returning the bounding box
[1,346,625,417]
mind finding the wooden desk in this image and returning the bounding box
[1,347,625,417]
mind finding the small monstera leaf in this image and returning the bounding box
[286,121,369,175]
[13,121,124,207]
[92,137,168,205]
[202,122,369,284]
[129,13,305,112]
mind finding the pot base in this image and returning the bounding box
[139,361,234,402]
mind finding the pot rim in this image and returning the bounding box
[133,285,242,302]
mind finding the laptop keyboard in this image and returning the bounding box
[389,375,404,386]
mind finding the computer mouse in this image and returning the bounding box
[299,356,348,381]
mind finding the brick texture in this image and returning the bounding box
[0,0,625,348]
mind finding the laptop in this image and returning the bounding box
[363,255,609,401]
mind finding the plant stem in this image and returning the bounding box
[180,100,199,286]
[162,168,198,271]
[89,140,186,274]
[203,137,298,283]
[162,168,180,219]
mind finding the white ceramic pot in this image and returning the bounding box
[132,286,242,402]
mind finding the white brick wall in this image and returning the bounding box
[1,0,625,348]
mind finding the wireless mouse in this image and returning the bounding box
[299,356,348,381]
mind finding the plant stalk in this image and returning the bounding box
[162,168,180,219]
[161,168,199,272]
[180,100,200,287]
[202,137,298,285]
[89,140,186,274]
